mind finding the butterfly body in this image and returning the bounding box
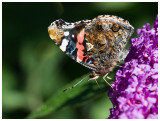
[48,15,134,82]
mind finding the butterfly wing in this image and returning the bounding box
[84,15,134,64]
[48,19,97,70]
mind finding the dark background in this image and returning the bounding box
[2,2,158,119]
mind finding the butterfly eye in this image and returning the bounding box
[112,24,119,32]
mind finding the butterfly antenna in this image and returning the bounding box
[63,74,90,92]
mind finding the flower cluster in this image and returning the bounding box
[108,15,158,119]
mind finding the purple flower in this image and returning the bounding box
[108,15,158,119]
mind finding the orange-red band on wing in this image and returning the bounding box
[76,29,88,62]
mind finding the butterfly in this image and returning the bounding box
[48,15,134,90]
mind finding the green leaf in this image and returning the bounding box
[27,74,113,119]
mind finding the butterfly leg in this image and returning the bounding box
[94,79,101,89]
[106,76,112,80]
[88,71,100,81]
[103,73,114,90]
[115,65,124,68]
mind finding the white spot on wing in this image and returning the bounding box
[64,31,69,36]
[60,38,69,52]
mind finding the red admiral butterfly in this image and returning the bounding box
[48,15,134,90]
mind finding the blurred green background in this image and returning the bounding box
[2,2,158,119]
